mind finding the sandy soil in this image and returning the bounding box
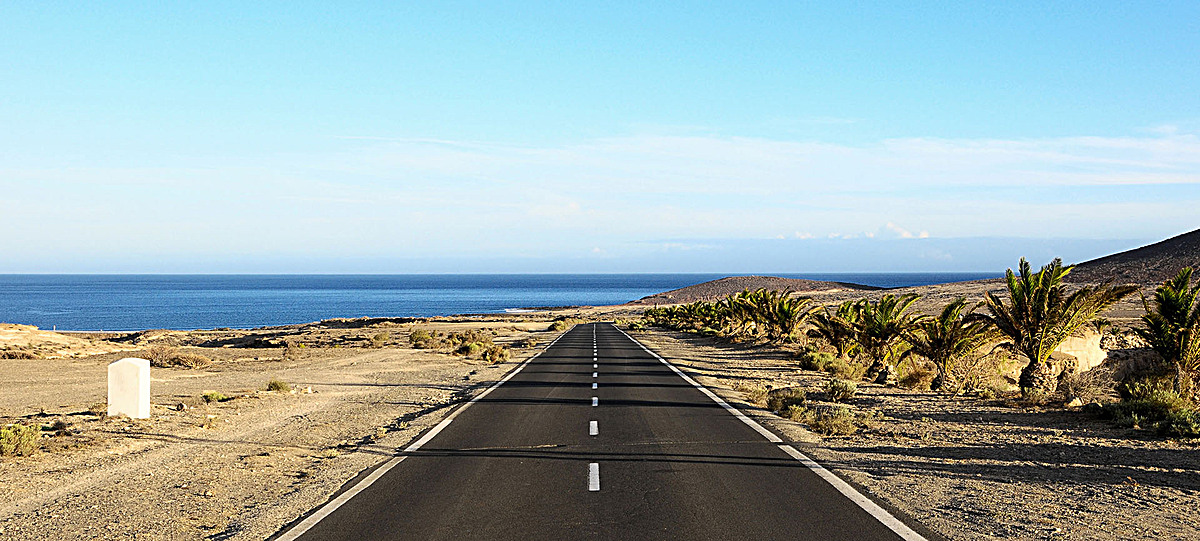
[0,319,561,540]
[627,328,1200,541]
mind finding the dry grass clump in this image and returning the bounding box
[0,349,40,359]
[144,345,211,368]
[369,332,389,348]
[266,379,291,393]
[0,423,40,456]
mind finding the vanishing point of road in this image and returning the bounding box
[275,323,937,540]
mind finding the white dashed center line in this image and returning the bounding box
[592,382,598,389]
[592,372,598,378]
[592,397,598,407]
[593,363,597,369]
[589,420,598,436]
[588,463,600,491]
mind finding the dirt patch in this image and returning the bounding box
[628,328,1200,541]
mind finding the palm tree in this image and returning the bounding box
[982,258,1137,398]
[808,300,862,359]
[1136,267,1200,401]
[763,293,814,342]
[903,298,998,393]
[855,294,923,383]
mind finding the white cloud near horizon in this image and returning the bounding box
[2,130,1198,271]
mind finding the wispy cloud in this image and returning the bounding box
[2,130,1197,270]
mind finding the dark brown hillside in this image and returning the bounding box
[1069,228,1200,285]
[627,275,879,305]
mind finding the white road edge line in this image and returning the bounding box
[588,463,600,491]
[612,324,928,541]
[589,420,599,436]
[275,326,575,541]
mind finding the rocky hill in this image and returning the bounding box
[1070,228,1200,285]
[627,275,879,305]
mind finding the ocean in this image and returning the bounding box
[0,273,997,331]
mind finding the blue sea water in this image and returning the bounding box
[0,273,997,331]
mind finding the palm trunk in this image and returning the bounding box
[1019,360,1057,398]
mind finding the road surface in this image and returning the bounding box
[277,323,932,540]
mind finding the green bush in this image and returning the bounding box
[1118,377,1178,403]
[1103,385,1200,437]
[782,404,809,422]
[824,379,858,403]
[765,387,807,412]
[0,424,39,456]
[409,329,435,348]
[798,351,865,380]
[456,342,484,358]
[202,392,230,403]
[266,379,291,393]
[798,350,836,371]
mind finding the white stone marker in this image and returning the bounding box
[108,358,151,418]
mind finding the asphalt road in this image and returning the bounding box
[278,323,930,540]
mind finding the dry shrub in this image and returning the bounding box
[145,345,178,366]
[481,344,511,364]
[549,318,583,332]
[0,349,39,359]
[513,337,539,349]
[1059,365,1117,403]
[766,387,807,412]
[898,360,937,391]
[172,353,211,369]
[370,332,389,348]
[955,351,1012,395]
[824,379,858,403]
[734,382,768,406]
[0,424,40,456]
[807,406,858,436]
[143,345,210,368]
[266,379,291,392]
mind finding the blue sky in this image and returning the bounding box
[2,1,1198,273]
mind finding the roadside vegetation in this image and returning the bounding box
[408,328,513,364]
[641,258,1200,439]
